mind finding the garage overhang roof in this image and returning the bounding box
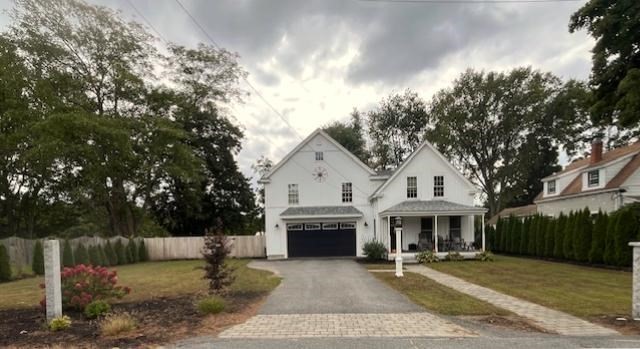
[380,200,487,217]
[280,206,364,220]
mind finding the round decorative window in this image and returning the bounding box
[312,166,328,182]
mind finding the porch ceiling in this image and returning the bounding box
[380,200,487,217]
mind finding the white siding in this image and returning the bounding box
[537,192,617,217]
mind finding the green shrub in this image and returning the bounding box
[614,208,637,266]
[127,239,138,263]
[138,240,149,262]
[536,216,547,257]
[62,239,74,267]
[115,239,128,265]
[100,313,137,336]
[32,240,44,275]
[543,219,555,257]
[494,218,503,252]
[573,208,592,263]
[362,240,387,261]
[562,211,575,260]
[88,245,100,266]
[589,212,608,264]
[519,216,530,254]
[0,245,11,282]
[84,300,111,319]
[196,296,226,315]
[444,251,464,261]
[553,213,565,258]
[603,214,617,265]
[49,315,72,331]
[416,250,438,264]
[104,241,118,266]
[476,250,494,261]
[98,244,109,266]
[75,243,89,265]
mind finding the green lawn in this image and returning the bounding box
[0,259,280,310]
[429,255,631,318]
[372,271,509,316]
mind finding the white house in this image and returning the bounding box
[259,129,487,260]
[535,139,640,216]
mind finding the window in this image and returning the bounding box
[449,216,461,240]
[288,184,299,205]
[286,223,303,231]
[407,176,417,198]
[434,176,444,197]
[322,223,338,230]
[342,182,353,203]
[547,180,556,194]
[420,217,433,240]
[588,170,600,187]
[305,223,321,230]
[315,151,323,160]
[340,222,356,229]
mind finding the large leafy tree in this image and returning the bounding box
[426,68,589,216]
[323,109,370,165]
[367,89,428,170]
[569,0,640,129]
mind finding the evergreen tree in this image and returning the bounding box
[544,218,555,257]
[88,245,101,266]
[589,212,607,264]
[62,239,74,267]
[500,217,508,252]
[505,217,514,253]
[495,218,503,252]
[536,216,547,257]
[527,215,538,255]
[512,217,522,254]
[562,211,575,260]
[573,208,592,263]
[138,240,149,262]
[553,213,566,258]
[520,217,530,254]
[115,239,128,265]
[603,213,618,266]
[74,243,89,265]
[32,240,45,275]
[105,240,118,266]
[98,244,109,266]
[614,208,637,267]
[127,239,139,263]
[0,245,10,282]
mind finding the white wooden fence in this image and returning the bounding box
[0,235,266,268]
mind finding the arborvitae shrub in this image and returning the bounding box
[553,214,565,258]
[138,240,149,262]
[572,209,592,262]
[32,240,45,275]
[105,241,118,266]
[115,239,128,265]
[505,217,513,254]
[99,244,109,266]
[88,245,101,266]
[520,217,530,254]
[589,212,607,264]
[536,216,546,257]
[562,211,575,260]
[614,208,636,267]
[544,219,555,257]
[75,243,89,265]
[495,218,503,252]
[127,239,138,263]
[62,239,75,267]
[0,245,11,282]
[527,215,538,255]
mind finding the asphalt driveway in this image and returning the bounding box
[250,259,422,314]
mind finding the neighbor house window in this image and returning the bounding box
[407,176,417,198]
[288,184,299,205]
[547,180,556,194]
[315,151,323,160]
[342,182,353,203]
[588,170,600,187]
[434,176,444,197]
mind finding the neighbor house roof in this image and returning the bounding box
[280,206,364,219]
[486,204,537,226]
[379,200,487,216]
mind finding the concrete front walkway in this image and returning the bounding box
[407,265,619,336]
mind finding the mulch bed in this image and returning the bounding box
[0,292,266,348]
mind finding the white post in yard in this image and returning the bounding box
[434,215,439,253]
[395,217,403,278]
[44,239,62,321]
[481,214,486,252]
[630,242,640,319]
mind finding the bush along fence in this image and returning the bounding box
[487,203,640,268]
[0,235,266,273]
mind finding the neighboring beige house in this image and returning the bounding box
[487,204,537,226]
[534,139,640,217]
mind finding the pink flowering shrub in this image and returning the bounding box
[40,264,131,311]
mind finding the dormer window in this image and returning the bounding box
[547,180,556,194]
[315,152,323,161]
[588,170,600,188]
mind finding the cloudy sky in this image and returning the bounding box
[0,0,594,182]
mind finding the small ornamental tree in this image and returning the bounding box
[553,213,565,258]
[114,239,128,265]
[138,240,149,262]
[104,241,118,266]
[127,239,138,263]
[589,212,608,264]
[32,240,45,275]
[62,239,75,267]
[40,264,131,311]
[0,245,11,282]
[202,225,235,295]
[75,243,90,265]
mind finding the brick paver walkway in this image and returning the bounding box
[218,313,477,338]
[408,265,619,336]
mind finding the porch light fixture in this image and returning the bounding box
[364,222,368,227]
[275,224,279,228]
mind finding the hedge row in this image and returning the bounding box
[487,203,640,267]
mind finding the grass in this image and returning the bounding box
[372,271,509,316]
[0,259,280,310]
[429,255,632,318]
[100,313,137,336]
[196,295,226,314]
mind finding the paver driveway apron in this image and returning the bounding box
[219,259,476,338]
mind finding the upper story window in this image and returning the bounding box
[547,180,556,194]
[434,176,444,197]
[315,152,323,161]
[288,184,299,205]
[407,176,417,198]
[342,182,353,203]
[587,170,600,188]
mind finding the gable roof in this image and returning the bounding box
[370,140,477,199]
[260,128,376,182]
[487,204,537,226]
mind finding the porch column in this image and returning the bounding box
[387,216,391,252]
[434,215,438,253]
[481,214,486,252]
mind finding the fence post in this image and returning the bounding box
[630,242,640,320]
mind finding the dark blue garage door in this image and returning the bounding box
[287,222,356,257]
